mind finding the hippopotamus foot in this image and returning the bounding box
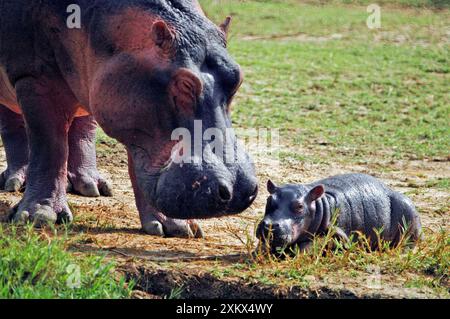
[0,166,27,192]
[142,212,204,238]
[67,116,113,197]
[9,197,73,227]
[128,153,203,238]
[0,105,29,192]
[67,169,112,197]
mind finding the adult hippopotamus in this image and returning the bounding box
[0,0,258,237]
[257,174,421,254]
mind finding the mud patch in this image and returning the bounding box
[121,264,438,299]
[123,266,363,299]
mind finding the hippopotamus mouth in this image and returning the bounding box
[256,221,294,251]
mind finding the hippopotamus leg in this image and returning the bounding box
[0,106,28,192]
[331,226,350,243]
[0,108,112,198]
[128,152,203,238]
[9,77,76,226]
[67,115,113,197]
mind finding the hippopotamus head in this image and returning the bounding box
[89,3,257,219]
[256,180,325,252]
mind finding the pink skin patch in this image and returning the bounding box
[0,67,22,114]
[0,69,90,117]
[106,8,175,63]
[88,9,176,135]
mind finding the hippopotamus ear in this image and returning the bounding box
[220,16,232,38]
[267,179,277,194]
[169,68,203,115]
[151,20,175,50]
[305,185,325,203]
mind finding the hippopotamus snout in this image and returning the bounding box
[257,217,293,249]
[153,152,258,219]
[256,180,316,253]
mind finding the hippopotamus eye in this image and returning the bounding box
[292,201,304,214]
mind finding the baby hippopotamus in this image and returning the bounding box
[257,173,421,254]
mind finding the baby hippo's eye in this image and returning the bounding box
[291,201,304,214]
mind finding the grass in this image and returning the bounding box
[231,41,449,161]
[302,0,449,9]
[0,224,133,299]
[426,177,450,190]
[96,129,118,147]
[166,286,185,299]
[202,0,449,39]
[200,0,450,162]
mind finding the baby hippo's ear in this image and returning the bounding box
[267,180,277,194]
[169,69,203,115]
[305,185,325,203]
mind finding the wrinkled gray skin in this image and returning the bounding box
[257,174,422,254]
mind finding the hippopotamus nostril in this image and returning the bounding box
[260,219,274,230]
[257,220,270,237]
[266,222,280,231]
[218,183,232,202]
[258,220,282,243]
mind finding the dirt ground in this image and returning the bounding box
[0,140,448,298]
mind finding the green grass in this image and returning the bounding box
[94,0,450,161]
[200,0,450,162]
[96,129,118,147]
[202,0,449,39]
[231,40,449,160]
[303,0,449,9]
[0,225,132,299]
[426,177,450,190]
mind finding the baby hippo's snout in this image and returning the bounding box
[256,217,296,252]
